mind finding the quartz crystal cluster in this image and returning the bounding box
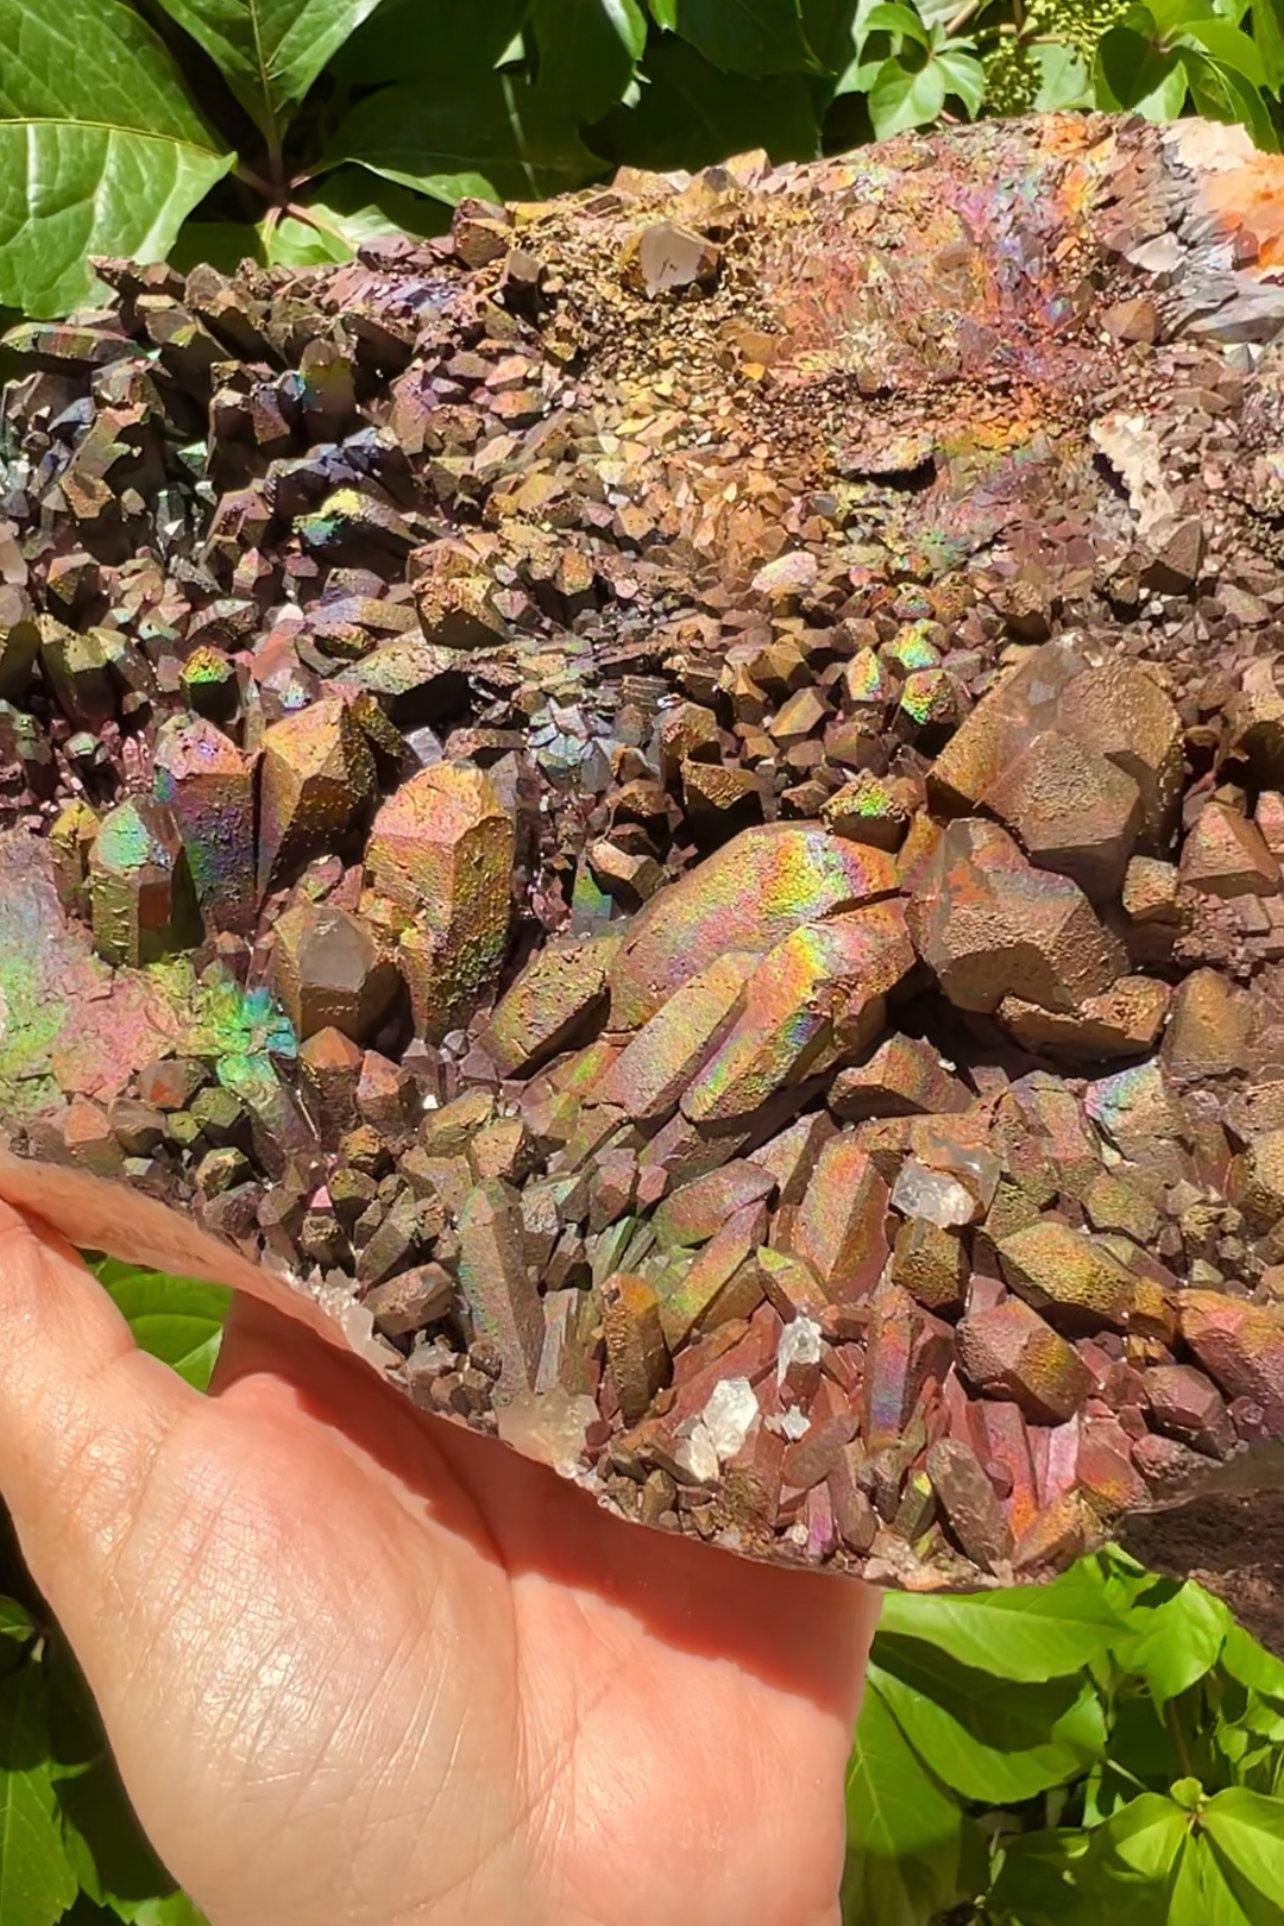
[4,113,1284,1595]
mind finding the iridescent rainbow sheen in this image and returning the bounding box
[609,824,898,1030]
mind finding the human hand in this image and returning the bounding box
[0,1200,879,1926]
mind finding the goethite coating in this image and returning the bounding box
[7,113,1284,1613]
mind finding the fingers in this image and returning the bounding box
[0,1200,195,1593]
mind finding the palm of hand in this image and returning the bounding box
[0,1206,877,1926]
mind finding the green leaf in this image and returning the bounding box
[128,1898,209,1926]
[59,1757,175,1914]
[327,69,599,204]
[1092,1688,1178,1789]
[1096,1791,1190,1881]
[651,0,820,74]
[1222,1625,1284,1702]
[92,1260,229,1392]
[600,34,819,167]
[168,220,267,275]
[533,0,646,119]
[869,1640,1104,1804]
[1253,0,1284,90]
[1094,23,1189,114]
[265,167,446,266]
[0,1599,34,1678]
[1147,0,1216,27]
[1134,49,1192,115]
[1030,39,1093,109]
[0,1669,79,1926]
[800,0,862,70]
[1178,16,1266,75]
[1186,47,1281,143]
[844,1677,973,1926]
[989,1827,1097,1926]
[830,0,903,88]
[1189,1828,1281,1926]
[868,51,945,132]
[1116,1580,1231,1704]
[48,1653,171,1916]
[860,3,929,43]
[876,1562,1124,1680]
[0,0,233,317]
[151,0,384,135]
[336,0,529,83]
[1204,1789,1284,1905]
[934,45,984,112]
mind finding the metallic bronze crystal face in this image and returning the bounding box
[8,112,1284,1612]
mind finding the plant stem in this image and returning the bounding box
[235,162,276,199]
[284,202,326,234]
[264,109,287,200]
[1167,1698,1194,1780]
[945,0,983,35]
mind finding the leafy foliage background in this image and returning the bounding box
[1,0,1283,316]
[2,0,1284,1918]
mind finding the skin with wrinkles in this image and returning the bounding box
[0,1201,878,1926]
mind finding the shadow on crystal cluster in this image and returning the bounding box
[5,112,1284,1607]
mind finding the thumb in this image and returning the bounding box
[0,1201,195,1620]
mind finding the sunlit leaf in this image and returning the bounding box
[1096,1791,1190,1881]
[1185,45,1281,141]
[935,45,984,111]
[861,2,930,43]
[0,0,233,316]
[265,167,446,265]
[843,1677,975,1926]
[870,1640,1105,1803]
[1095,22,1189,114]
[868,51,945,131]
[1030,38,1093,108]
[877,1562,1124,1680]
[1252,0,1284,90]
[91,1259,229,1392]
[1178,15,1266,75]
[0,1669,79,1926]
[151,0,384,135]
[1203,1788,1284,1906]
[1115,1580,1231,1705]
[1222,1625,1284,1702]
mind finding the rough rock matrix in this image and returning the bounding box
[6,113,1284,1609]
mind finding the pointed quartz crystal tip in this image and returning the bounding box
[153,713,257,935]
[88,798,199,968]
[456,1180,544,1403]
[907,819,1126,1015]
[366,763,515,1039]
[257,699,376,897]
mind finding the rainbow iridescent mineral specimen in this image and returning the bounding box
[5,113,1284,1631]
